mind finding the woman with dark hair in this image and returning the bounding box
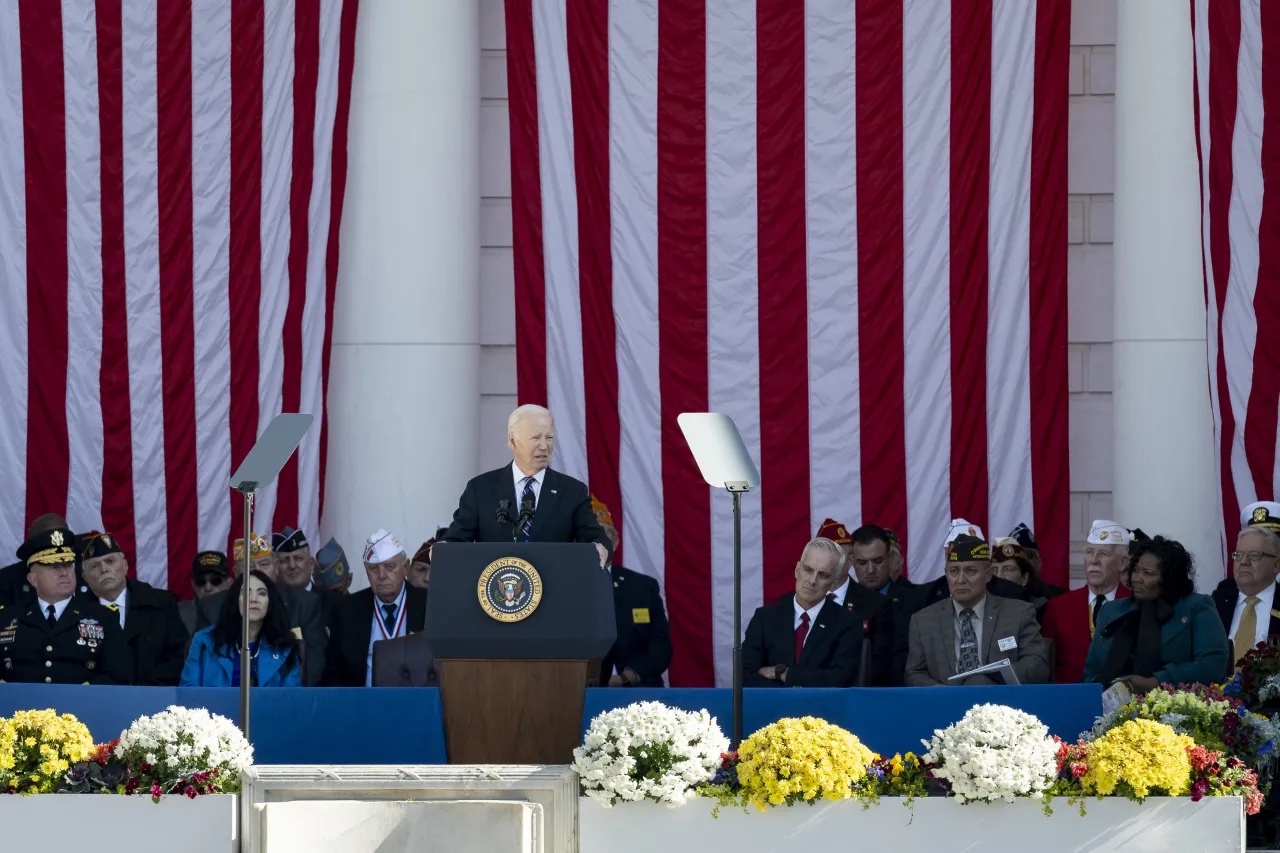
[1082,536,1228,692]
[180,570,302,687]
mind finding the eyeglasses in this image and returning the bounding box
[1231,551,1278,564]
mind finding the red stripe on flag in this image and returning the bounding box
[567,0,623,562]
[756,0,811,603]
[508,0,548,408]
[1244,3,1280,502]
[156,0,198,595]
[95,0,137,570]
[275,0,320,534]
[228,0,265,557]
[658,0,713,686]
[1208,0,1243,556]
[949,0,991,535]
[319,0,360,525]
[854,0,909,563]
[1029,0,1071,585]
[20,0,70,527]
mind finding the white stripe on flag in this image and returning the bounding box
[0,0,27,549]
[1194,0,1225,555]
[255,0,296,530]
[609,0,665,594]
[62,0,106,535]
[299,0,345,542]
[902,0,951,581]
[986,0,1035,537]
[1224,1,1263,511]
[706,0,763,688]
[536,0,588,483]
[191,0,234,551]
[122,0,168,587]
[804,0,861,535]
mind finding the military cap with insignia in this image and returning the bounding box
[947,533,991,563]
[233,533,272,562]
[1087,519,1130,546]
[17,527,78,569]
[191,551,231,582]
[1243,501,1280,533]
[991,537,1027,562]
[816,518,853,546]
[79,530,123,561]
[313,538,350,589]
[272,526,308,553]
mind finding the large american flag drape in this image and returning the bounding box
[1194,0,1280,566]
[506,0,1070,687]
[0,0,359,597]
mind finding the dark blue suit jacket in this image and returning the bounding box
[443,465,611,557]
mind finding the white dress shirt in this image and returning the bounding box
[828,577,851,607]
[366,582,408,687]
[98,587,128,628]
[37,597,71,623]
[792,597,825,646]
[953,595,987,667]
[512,461,547,510]
[1088,587,1118,619]
[1229,583,1277,650]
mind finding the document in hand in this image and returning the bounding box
[1101,681,1134,714]
[946,658,1020,685]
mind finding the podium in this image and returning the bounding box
[424,542,617,764]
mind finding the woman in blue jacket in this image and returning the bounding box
[1083,536,1229,691]
[180,570,301,687]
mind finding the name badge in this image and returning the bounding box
[632,608,650,624]
[998,636,1017,652]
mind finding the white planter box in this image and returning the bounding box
[0,793,237,853]
[580,795,1245,853]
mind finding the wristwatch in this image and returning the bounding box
[773,664,787,680]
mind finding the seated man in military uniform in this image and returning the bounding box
[0,526,130,684]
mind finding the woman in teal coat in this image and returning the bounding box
[1083,536,1229,691]
[180,570,301,687]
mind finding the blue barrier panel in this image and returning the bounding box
[581,685,1105,755]
[0,685,448,765]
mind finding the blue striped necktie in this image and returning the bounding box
[519,476,537,541]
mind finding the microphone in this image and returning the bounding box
[496,499,513,526]
[514,493,536,542]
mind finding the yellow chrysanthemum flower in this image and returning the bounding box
[735,717,875,811]
[0,708,94,793]
[1083,719,1193,799]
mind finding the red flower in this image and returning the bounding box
[184,785,197,799]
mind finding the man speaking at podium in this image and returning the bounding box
[442,405,612,568]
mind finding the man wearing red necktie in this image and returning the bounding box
[741,537,861,687]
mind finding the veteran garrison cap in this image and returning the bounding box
[17,527,78,569]
[313,538,350,589]
[272,526,308,553]
[816,518,853,546]
[992,537,1026,562]
[947,533,991,563]
[1009,522,1039,552]
[79,530,123,561]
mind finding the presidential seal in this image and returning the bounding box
[477,558,543,622]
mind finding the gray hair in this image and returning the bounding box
[508,404,553,435]
[802,537,845,565]
[1238,526,1280,556]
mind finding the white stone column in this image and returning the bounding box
[1113,0,1220,589]
[325,0,480,588]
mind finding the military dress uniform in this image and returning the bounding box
[0,598,131,684]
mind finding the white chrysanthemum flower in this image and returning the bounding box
[572,701,729,807]
[922,704,1057,804]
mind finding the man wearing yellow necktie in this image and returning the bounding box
[1212,510,1280,667]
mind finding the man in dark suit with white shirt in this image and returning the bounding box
[1213,502,1280,666]
[741,537,861,687]
[441,405,612,567]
